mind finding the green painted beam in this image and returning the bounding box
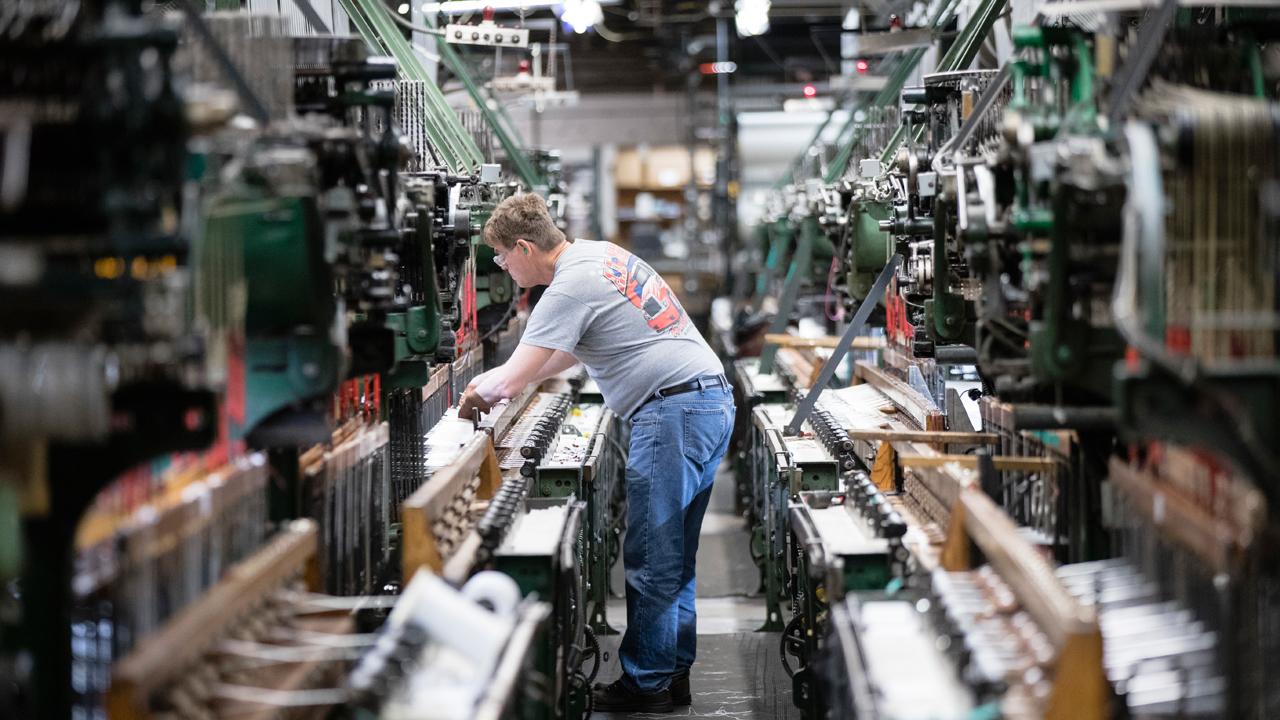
[878,0,1009,166]
[820,0,989,183]
[435,38,546,188]
[825,52,927,183]
[340,0,485,173]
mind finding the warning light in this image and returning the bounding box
[802,84,817,98]
[856,59,869,74]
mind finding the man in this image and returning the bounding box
[459,193,734,713]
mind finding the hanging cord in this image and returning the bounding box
[375,3,448,36]
[476,301,519,344]
[824,255,844,323]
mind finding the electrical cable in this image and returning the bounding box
[375,2,448,36]
[476,301,519,344]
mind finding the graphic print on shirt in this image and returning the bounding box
[601,242,690,335]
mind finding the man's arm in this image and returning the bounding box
[466,350,577,394]
[458,343,555,420]
[531,350,579,383]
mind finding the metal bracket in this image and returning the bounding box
[785,254,902,436]
[445,23,529,48]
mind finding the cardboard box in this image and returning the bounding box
[615,145,715,189]
[615,148,645,189]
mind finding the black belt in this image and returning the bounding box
[649,374,730,402]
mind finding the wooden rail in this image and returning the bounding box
[843,429,999,444]
[108,521,327,719]
[764,333,886,350]
[401,433,502,581]
[952,488,1108,720]
[478,383,538,442]
[828,361,1107,718]
[898,453,1059,473]
[853,361,945,431]
[1108,456,1263,577]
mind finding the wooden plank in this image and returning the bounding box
[479,383,537,442]
[764,333,887,350]
[401,433,495,581]
[845,429,999,444]
[960,489,1094,646]
[442,531,484,585]
[958,487,1108,719]
[939,497,970,571]
[871,440,896,492]
[853,361,945,431]
[1044,629,1109,720]
[898,454,1059,473]
[1108,457,1245,576]
[477,437,503,500]
[776,347,818,390]
[108,521,319,719]
[423,361,452,400]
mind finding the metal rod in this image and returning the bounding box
[932,345,980,364]
[1008,404,1117,431]
[785,254,903,436]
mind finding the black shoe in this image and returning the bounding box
[592,677,674,713]
[671,669,692,705]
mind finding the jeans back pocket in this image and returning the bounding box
[682,405,731,464]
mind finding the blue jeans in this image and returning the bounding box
[619,382,734,692]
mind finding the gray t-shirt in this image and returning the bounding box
[521,240,723,418]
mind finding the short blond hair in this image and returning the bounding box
[482,193,566,251]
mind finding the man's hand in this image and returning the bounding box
[457,344,555,421]
[466,368,495,393]
[458,387,494,421]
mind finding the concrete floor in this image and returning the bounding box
[591,466,799,719]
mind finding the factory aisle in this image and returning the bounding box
[593,466,799,719]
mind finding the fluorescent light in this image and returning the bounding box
[560,0,602,33]
[783,97,834,112]
[735,0,770,37]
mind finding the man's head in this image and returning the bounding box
[482,193,567,287]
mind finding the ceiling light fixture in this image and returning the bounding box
[735,0,770,37]
[559,0,603,33]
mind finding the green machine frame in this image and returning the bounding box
[746,406,840,630]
